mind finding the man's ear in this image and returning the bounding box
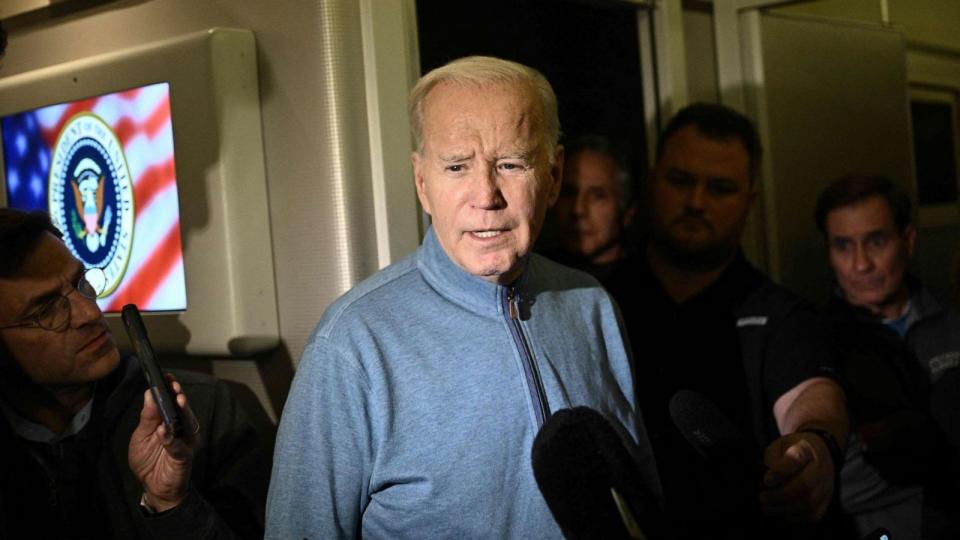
[904,224,917,259]
[411,151,432,215]
[622,201,638,229]
[546,145,564,206]
[744,179,760,215]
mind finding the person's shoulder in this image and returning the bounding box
[530,252,604,291]
[166,368,236,409]
[911,280,959,323]
[908,281,960,347]
[732,263,814,326]
[112,356,220,393]
[313,253,421,337]
[527,254,621,318]
[167,367,220,388]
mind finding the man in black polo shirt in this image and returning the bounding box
[612,103,848,538]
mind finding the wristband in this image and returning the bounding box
[798,428,844,470]
[139,492,158,514]
[139,493,176,516]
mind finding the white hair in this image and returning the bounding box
[408,56,561,161]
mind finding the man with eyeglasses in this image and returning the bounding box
[0,208,269,538]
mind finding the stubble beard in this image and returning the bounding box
[650,225,739,273]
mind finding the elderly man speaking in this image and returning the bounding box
[265,56,658,538]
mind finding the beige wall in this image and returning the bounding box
[775,0,960,52]
[774,0,960,298]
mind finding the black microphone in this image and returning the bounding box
[668,389,754,465]
[668,390,762,515]
[670,391,893,539]
[531,406,659,539]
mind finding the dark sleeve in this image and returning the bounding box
[143,378,272,540]
[762,301,840,415]
[931,367,960,449]
[140,488,231,540]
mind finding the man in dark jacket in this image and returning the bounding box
[613,103,848,538]
[0,207,270,538]
[815,174,960,539]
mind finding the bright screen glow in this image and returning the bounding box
[2,82,187,312]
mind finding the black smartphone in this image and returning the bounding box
[121,304,184,438]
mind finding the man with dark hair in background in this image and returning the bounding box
[614,102,849,538]
[815,174,960,539]
[0,208,270,538]
[548,134,637,287]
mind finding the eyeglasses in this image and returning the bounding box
[0,267,107,333]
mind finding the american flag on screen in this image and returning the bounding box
[2,82,187,312]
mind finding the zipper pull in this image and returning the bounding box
[508,287,518,320]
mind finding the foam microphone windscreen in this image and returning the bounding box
[531,407,656,539]
[668,389,764,516]
[668,389,749,463]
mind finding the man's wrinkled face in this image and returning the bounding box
[0,233,120,387]
[826,195,915,317]
[554,149,632,264]
[412,81,563,284]
[650,125,756,268]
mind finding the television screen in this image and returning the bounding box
[2,81,187,313]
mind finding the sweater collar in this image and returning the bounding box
[0,356,140,444]
[830,274,946,331]
[0,393,95,443]
[417,226,529,319]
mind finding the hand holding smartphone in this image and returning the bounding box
[121,304,184,438]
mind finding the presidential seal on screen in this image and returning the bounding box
[48,113,135,297]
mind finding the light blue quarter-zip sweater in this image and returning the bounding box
[266,228,657,539]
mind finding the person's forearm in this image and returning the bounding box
[773,377,849,448]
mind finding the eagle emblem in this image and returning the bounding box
[70,157,114,253]
[48,112,135,298]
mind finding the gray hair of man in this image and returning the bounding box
[408,55,561,165]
